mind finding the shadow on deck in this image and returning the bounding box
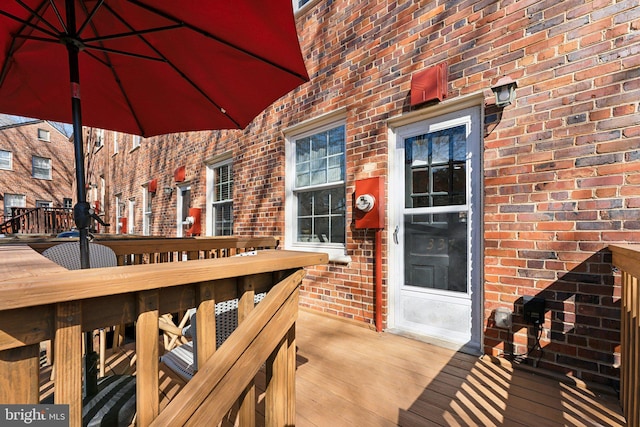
[41,309,625,426]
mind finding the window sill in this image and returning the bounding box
[284,243,351,264]
[129,145,140,153]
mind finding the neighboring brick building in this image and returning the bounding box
[88,0,639,386]
[0,116,74,223]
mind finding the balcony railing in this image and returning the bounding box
[610,244,640,427]
[0,207,74,234]
[27,235,279,265]
[0,237,327,427]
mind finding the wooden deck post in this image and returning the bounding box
[196,282,217,368]
[55,301,83,427]
[238,276,257,426]
[265,289,298,427]
[136,290,160,427]
[0,345,40,404]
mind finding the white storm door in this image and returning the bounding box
[390,106,482,352]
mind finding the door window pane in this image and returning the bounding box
[404,213,468,292]
[405,125,467,208]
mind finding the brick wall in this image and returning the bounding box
[0,121,74,219]
[95,0,639,384]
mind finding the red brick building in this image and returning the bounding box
[89,0,639,386]
[0,116,74,222]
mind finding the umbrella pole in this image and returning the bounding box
[65,0,98,399]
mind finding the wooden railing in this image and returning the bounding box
[27,235,279,265]
[610,244,640,427]
[0,242,327,427]
[0,207,74,234]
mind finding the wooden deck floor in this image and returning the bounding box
[293,311,625,426]
[40,309,626,426]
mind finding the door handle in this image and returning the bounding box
[393,225,399,244]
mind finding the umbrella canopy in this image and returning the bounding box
[0,1,309,136]
[0,1,309,268]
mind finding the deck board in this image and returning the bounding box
[39,309,626,426]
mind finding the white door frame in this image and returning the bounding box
[176,184,191,238]
[387,95,484,353]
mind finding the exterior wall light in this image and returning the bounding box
[491,76,517,107]
[163,186,173,195]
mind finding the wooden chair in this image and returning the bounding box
[159,293,266,381]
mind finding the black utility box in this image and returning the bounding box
[523,296,545,325]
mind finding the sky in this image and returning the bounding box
[0,114,73,137]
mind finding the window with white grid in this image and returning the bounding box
[32,156,51,179]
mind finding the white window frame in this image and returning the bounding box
[115,194,124,234]
[142,185,152,236]
[206,157,234,236]
[0,150,12,170]
[113,132,119,154]
[95,129,104,148]
[32,156,52,180]
[284,111,349,262]
[128,198,135,234]
[4,193,26,218]
[37,128,50,141]
[132,135,141,150]
[293,0,315,13]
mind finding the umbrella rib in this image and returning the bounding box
[0,8,59,40]
[77,0,104,37]
[18,0,62,35]
[82,24,185,44]
[84,44,167,62]
[0,1,57,88]
[128,0,309,82]
[101,2,243,128]
[74,0,147,136]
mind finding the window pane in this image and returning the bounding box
[296,138,310,163]
[0,150,11,170]
[330,187,346,214]
[315,190,330,215]
[314,217,329,242]
[328,127,344,155]
[297,192,313,216]
[311,134,327,160]
[432,135,449,163]
[331,215,345,242]
[297,218,312,241]
[412,169,429,194]
[405,125,467,208]
[452,164,466,195]
[296,171,310,188]
[432,166,449,193]
[403,213,468,292]
[295,187,345,243]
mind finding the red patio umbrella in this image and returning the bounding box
[0,0,309,268]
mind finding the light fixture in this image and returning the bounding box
[491,75,517,107]
[163,186,173,195]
